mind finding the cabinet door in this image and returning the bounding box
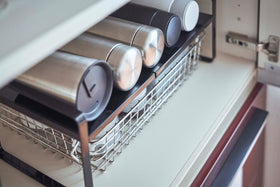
[258,0,280,86]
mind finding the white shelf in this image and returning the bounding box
[0,53,257,186]
[0,0,130,88]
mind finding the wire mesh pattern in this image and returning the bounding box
[0,35,203,173]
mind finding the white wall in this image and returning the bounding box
[197,0,259,61]
[264,85,280,187]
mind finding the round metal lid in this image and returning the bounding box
[77,61,113,121]
[170,0,200,31]
[183,1,199,31]
[107,44,142,91]
[132,26,164,68]
[151,12,181,47]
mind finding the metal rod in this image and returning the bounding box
[78,121,93,187]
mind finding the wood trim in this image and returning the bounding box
[191,83,264,187]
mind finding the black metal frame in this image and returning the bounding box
[200,0,216,62]
[0,8,216,187]
[0,143,64,187]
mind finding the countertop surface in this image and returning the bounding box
[0,53,256,187]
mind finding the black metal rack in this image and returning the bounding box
[0,10,215,187]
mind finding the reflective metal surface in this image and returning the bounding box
[17,52,113,120]
[170,0,199,31]
[87,16,164,68]
[133,26,164,67]
[109,43,142,90]
[132,0,199,31]
[61,34,142,91]
[112,3,181,47]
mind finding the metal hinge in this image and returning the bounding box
[226,32,279,62]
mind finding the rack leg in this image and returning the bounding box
[200,0,216,62]
[79,121,94,187]
[212,0,216,60]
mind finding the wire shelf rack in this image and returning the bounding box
[0,34,203,173]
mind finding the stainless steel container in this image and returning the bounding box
[16,52,113,121]
[132,0,200,31]
[61,33,142,91]
[112,3,181,47]
[87,16,164,68]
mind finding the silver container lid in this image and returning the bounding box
[108,43,142,91]
[170,0,199,31]
[132,25,164,68]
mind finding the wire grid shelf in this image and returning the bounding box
[0,35,203,173]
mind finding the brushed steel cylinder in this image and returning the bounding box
[170,0,199,31]
[87,16,164,68]
[17,52,113,121]
[112,3,181,47]
[61,33,142,91]
[132,0,200,31]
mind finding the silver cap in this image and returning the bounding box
[108,44,142,91]
[132,26,164,68]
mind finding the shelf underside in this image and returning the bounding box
[0,0,130,88]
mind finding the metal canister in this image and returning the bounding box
[61,33,142,91]
[16,52,113,121]
[112,3,181,47]
[87,16,164,68]
[132,0,200,31]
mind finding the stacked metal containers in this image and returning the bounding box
[12,12,168,127]
[112,3,182,47]
[87,16,165,68]
[60,33,143,91]
[9,1,201,130]
[132,0,200,31]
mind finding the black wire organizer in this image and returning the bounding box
[0,12,214,187]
